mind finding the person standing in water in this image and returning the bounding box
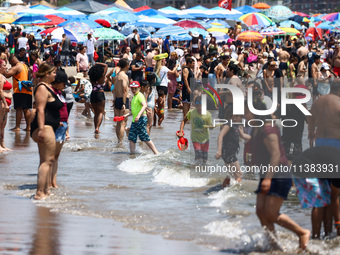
[128,81,158,154]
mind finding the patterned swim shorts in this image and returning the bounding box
[128,116,150,143]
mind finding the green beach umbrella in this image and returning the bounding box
[93,28,125,40]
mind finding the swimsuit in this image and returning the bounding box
[90,82,106,103]
[30,83,63,137]
[3,79,12,105]
[115,97,129,110]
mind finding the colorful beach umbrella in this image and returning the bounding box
[185,5,210,19]
[95,19,111,28]
[236,30,263,42]
[0,13,18,24]
[153,25,188,38]
[234,5,258,14]
[252,2,270,9]
[260,26,285,36]
[293,11,310,17]
[279,20,302,30]
[279,27,300,36]
[93,28,125,40]
[265,5,294,22]
[134,6,150,12]
[0,28,8,35]
[13,14,51,25]
[130,15,176,28]
[63,22,93,35]
[305,27,323,41]
[239,13,272,27]
[207,27,229,34]
[109,11,139,23]
[173,20,206,30]
[322,13,340,22]
[158,6,194,19]
[208,19,230,28]
[37,15,66,26]
[23,25,44,34]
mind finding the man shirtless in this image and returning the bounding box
[278,46,290,76]
[114,58,130,143]
[310,55,321,101]
[215,55,229,84]
[332,44,340,77]
[309,78,340,236]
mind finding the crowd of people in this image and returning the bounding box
[1,23,340,251]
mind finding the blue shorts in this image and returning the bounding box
[55,122,68,142]
[316,138,340,149]
[255,178,292,200]
[128,116,150,143]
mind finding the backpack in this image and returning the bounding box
[147,72,166,86]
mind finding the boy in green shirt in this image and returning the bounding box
[128,81,158,154]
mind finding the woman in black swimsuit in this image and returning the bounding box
[89,63,108,134]
[31,62,63,200]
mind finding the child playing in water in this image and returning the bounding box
[128,81,158,154]
[177,96,212,164]
[215,103,251,187]
[154,89,165,127]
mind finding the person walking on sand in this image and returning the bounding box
[128,81,158,154]
[114,58,130,143]
[4,55,31,131]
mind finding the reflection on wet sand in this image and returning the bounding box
[29,206,60,255]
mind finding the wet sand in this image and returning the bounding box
[0,189,218,255]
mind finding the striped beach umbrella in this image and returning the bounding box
[236,30,264,42]
[13,13,51,25]
[153,25,188,38]
[279,27,300,36]
[239,13,272,27]
[293,11,310,17]
[322,13,340,22]
[260,26,286,36]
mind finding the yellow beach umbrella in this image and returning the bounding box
[207,27,229,33]
[279,27,300,36]
[0,28,8,35]
[211,22,223,26]
[0,13,17,24]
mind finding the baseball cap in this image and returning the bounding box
[263,52,268,57]
[54,70,70,86]
[30,32,34,36]
[322,63,330,70]
[130,81,140,88]
[294,84,308,99]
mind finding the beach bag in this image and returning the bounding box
[81,79,92,99]
[147,72,166,86]
[94,51,99,61]
[317,83,330,95]
[247,53,257,64]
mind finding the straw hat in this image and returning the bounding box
[74,73,84,79]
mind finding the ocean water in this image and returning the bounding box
[1,93,340,254]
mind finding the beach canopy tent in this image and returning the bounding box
[114,0,133,10]
[186,5,210,19]
[95,6,122,15]
[62,0,107,14]
[158,6,194,19]
[234,5,258,14]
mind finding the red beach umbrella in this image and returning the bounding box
[173,20,206,30]
[38,15,66,26]
[134,6,151,12]
[39,27,58,35]
[95,19,111,28]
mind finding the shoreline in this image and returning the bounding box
[0,189,219,255]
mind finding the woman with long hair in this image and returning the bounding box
[166,59,179,110]
[88,63,108,134]
[31,62,63,200]
[208,37,218,54]
[0,59,12,152]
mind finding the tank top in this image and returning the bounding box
[147,87,156,109]
[181,67,194,90]
[13,63,31,95]
[61,37,70,52]
[30,83,63,136]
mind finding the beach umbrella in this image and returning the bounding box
[279,20,302,30]
[13,14,51,25]
[95,6,124,15]
[252,2,270,9]
[173,20,206,30]
[130,15,175,28]
[37,15,66,26]
[158,6,194,19]
[208,19,230,28]
[23,25,44,34]
[205,7,242,19]
[153,25,188,38]
[6,5,28,14]
[169,34,192,41]
[236,31,264,42]
[293,11,309,17]
[44,27,87,42]
[120,24,155,35]
[186,5,210,19]
[265,5,294,22]
[305,27,323,41]
[40,27,59,35]
[0,28,8,35]
[0,13,18,24]
[109,11,139,23]
[88,13,117,23]
[239,13,272,27]
[59,18,101,29]
[63,22,93,35]
[234,5,258,14]
[18,5,58,15]
[279,27,300,36]
[260,26,286,36]
[207,27,229,34]
[186,27,209,37]
[0,34,6,44]
[93,28,125,40]
[210,31,229,42]
[322,13,340,22]
[134,6,150,12]
[95,19,111,28]
[55,7,86,19]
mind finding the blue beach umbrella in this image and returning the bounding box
[109,11,139,23]
[279,20,302,30]
[120,24,155,36]
[130,15,175,28]
[208,19,230,28]
[316,21,334,30]
[234,5,259,14]
[23,25,44,34]
[13,14,51,25]
[170,34,192,41]
[186,5,210,19]
[58,18,101,29]
[186,27,209,37]
[153,25,188,38]
[158,6,194,19]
